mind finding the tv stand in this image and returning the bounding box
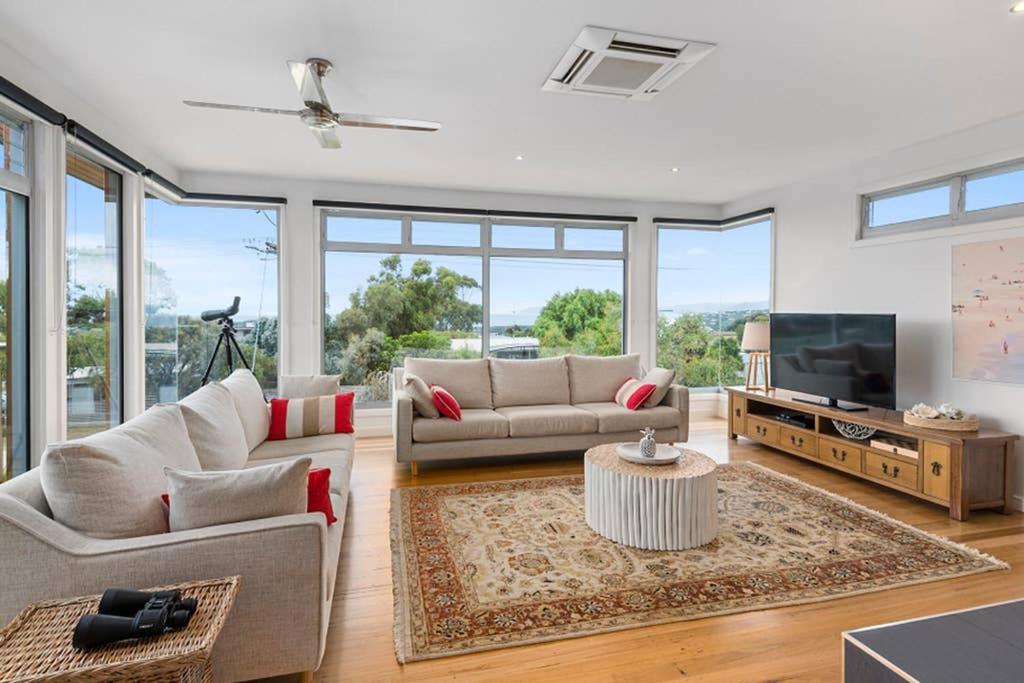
[792,396,868,412]
[726,387,1018,520]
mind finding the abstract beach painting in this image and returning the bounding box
[953,236,1024,382]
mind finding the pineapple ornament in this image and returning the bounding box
[639,427,657,458]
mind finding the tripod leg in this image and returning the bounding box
[228,332,252,371]
[201,334,226,386]
[225,331,233,373]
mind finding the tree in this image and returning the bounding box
[532,289,623,355]
[657,313,746,388]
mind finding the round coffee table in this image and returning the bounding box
[584,443,718,550]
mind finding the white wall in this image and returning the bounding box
[180,171,720,378]
[725,111,1024,509]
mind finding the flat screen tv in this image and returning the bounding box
[769,313,896,411]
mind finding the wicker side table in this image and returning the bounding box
[0,576,240,683]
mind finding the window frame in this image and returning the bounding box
[64,140,126,433]
[320,208,629,379]
[860,156,1024,238]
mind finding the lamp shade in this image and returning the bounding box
[741,321,770,352]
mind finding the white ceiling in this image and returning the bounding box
[2,0,1024,203]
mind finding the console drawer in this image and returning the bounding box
[865,451,919,491]
[780,426,817,457]
[819,437,863,473]
[746,416,779,445]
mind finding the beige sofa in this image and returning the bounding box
[393,354,688,471]
[0,370,352,682]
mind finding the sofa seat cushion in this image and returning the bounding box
[413,409,509,443]
[495,404,598,438]
[489,357,571,407]
[566,354,642,404]
[403,358,493,409]
[245,450,353,497]
[248,433,354,462]
[576,402,681,434]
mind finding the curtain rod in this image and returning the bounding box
[654,207,775,227]
[313,200,636,223]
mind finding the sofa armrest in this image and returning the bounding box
[662,384,690,442]
[0,493,329,681]
[393,389,414,462]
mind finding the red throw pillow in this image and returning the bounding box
[161,468,337,526]
[614,378,657,411]
[268,392,354,441]
[307,467,337,526]
[431,385,462,420]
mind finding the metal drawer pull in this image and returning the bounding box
[790,435,804,447]
[735,408,741,417]
[830,447,846,462]
[931,461,942,476]
[881,462,901,478]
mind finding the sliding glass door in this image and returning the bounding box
[66,149,123,437]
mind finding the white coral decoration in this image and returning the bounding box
[937,403,965,420]
[909,403,940,419]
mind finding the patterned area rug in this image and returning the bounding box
[390,463,1007,662]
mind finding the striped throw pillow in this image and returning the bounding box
[614,378,657,411]
[268,393,355,441]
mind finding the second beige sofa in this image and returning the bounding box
[393,354,688,469]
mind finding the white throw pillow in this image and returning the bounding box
[220,369,270,451]
[403,372,439,418]
[178,383,249,470]
[641,367,676,408]
[164,457,311,532]
[39,404,199,539]
[279,374,342,398]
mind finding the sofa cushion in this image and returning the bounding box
[164,457,310,532]
[279,374,341,398]
[267,393,354,440]
[413,409,509,443]
[641,367,676,408]
[489,357,571,408]
[39,404,199,538]
[221,369,270,451]
[494,404,598,438]
[431,385,462,421]
[566,354,642,404]
[403,358,493,409]
[247,433,354,462]
[402,372,439,418]
[178,383,249,471]
[576,402,682,434]
[244,450,352,496]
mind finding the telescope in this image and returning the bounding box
[200,296,241,322]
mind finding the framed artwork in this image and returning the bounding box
[952,236,1024,382]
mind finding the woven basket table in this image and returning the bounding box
[584,443,718,550]
[0,576,240,683]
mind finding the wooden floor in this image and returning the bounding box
[309,418,1024,682]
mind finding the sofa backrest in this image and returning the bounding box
[403,358,493,408]
[566,353,642,404]
[489,357,570,408]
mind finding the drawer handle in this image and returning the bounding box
[735,408,741,417]
[831,447,846,462]
[790,435,805,447]
[881,462,901,478]
[931,461,943,476]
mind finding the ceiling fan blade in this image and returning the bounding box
[310,127,342,149]
[288,59,331,109]
[334,113,442,132]
[183,100,302,116]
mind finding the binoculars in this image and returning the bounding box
[72,588,199,650]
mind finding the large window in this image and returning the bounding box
[66,149,123,437]
[144,198,279,405]
[862,156,1024,237]
[657,219,772,390]
[322,211,627,406]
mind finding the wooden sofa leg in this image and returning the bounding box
[298,671,314,683]
[411,462,419,477]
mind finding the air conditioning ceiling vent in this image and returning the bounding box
[543,26,716,101]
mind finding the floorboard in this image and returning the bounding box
[276,418,1024,682]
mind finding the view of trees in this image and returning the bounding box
[656,311,768,388]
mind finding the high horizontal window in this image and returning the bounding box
[66,148,123,438]
[656,219,772,390]
[322,211,628,407]
[144,198,279,404]
[0,111,27,177]
[862,156,1024,237]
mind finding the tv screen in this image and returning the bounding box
[769,313,896,409]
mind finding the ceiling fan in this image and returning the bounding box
[183,58,441,149]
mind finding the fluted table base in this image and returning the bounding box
[584,443,718,551]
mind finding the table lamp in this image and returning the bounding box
[741,321,770,392]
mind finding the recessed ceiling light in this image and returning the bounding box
[671,167,680,173]
[515,154,524,161]
[1012,1,1024,13]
